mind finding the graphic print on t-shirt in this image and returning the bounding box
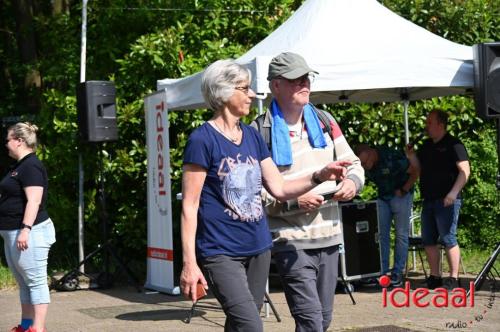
[217,153,263,222]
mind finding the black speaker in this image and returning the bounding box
[473,42,500,119]
[339,201,381,280]
[77,81,118,142]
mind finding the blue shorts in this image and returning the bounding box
[421,199,462,247]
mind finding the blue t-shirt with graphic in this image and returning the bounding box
[183,122,272,258]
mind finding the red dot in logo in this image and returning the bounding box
[379,275,391,287]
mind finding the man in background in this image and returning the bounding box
[356,144,419,287]
[417,109,470,290]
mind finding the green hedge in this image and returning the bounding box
[0,1,498,277]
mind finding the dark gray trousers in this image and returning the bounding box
[274,245,339,332]
[201,250,271,332]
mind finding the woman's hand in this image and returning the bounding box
[315,160,352,182]
[180,261,208,302]
[16,228,30,251]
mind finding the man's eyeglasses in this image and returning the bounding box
[234,85,252,95]
[279,73,316,86]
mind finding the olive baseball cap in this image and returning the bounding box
[267,52,318,81]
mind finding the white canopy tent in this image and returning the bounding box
[151,1,475,293]
[158,0,473,113]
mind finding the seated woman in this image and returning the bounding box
[180,59,351,332]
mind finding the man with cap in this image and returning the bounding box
[251,52,364,332]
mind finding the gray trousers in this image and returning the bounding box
[201,250,271,332]
[274,245,339,332]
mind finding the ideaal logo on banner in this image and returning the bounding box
[154,100,168,216]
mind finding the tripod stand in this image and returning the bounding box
[467,243,500,297]
[54,145,140,292]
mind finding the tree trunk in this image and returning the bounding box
[52,0,70,15]
[12,0,41,112]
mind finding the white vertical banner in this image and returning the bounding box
[144,89,179,294]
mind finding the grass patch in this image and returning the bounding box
[0,262,16,289]
[406,246,499,276]
[461,246,500,275]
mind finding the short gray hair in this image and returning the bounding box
[201,59,251,111]
[8,122,39,150]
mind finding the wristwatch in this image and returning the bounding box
[312,172,323,185]
[21,223,32,230]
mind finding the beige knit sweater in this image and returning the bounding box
[253,110,365,252]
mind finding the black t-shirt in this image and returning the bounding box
[417,133,469,200]
[0,153,49,230]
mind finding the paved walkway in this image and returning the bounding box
[0,274,498,332]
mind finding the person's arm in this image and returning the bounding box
[444,160,470,206]
[260,157,351,201]
[17,186,43,251]
[331,136,365,201]
[396,152,420,197]
[180,163,208,302]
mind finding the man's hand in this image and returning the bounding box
[333,179,357,201]
[180,262,208,302]
[444,191,457,207]
[298,193,324,211]
[394,188,406,197]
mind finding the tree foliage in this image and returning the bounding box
[0,0,498,277]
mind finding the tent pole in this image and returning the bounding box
[257,96,264,115]
[402,98,416,270]
[256,94,269,317]
[78,0,88,274]
[403,99,410,145]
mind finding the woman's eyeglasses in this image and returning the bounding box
[234,85,252,95]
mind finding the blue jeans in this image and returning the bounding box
[421,199,461,247]
[0,219,56,304]
[377,193,412,276]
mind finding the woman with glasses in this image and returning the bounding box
[0,123,56,332]
[180,59,351,331]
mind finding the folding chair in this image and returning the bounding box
[406,211,467,279]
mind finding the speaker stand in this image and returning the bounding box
[467,243,500,297]
[53,145,141,292]
[496,119,500,190]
